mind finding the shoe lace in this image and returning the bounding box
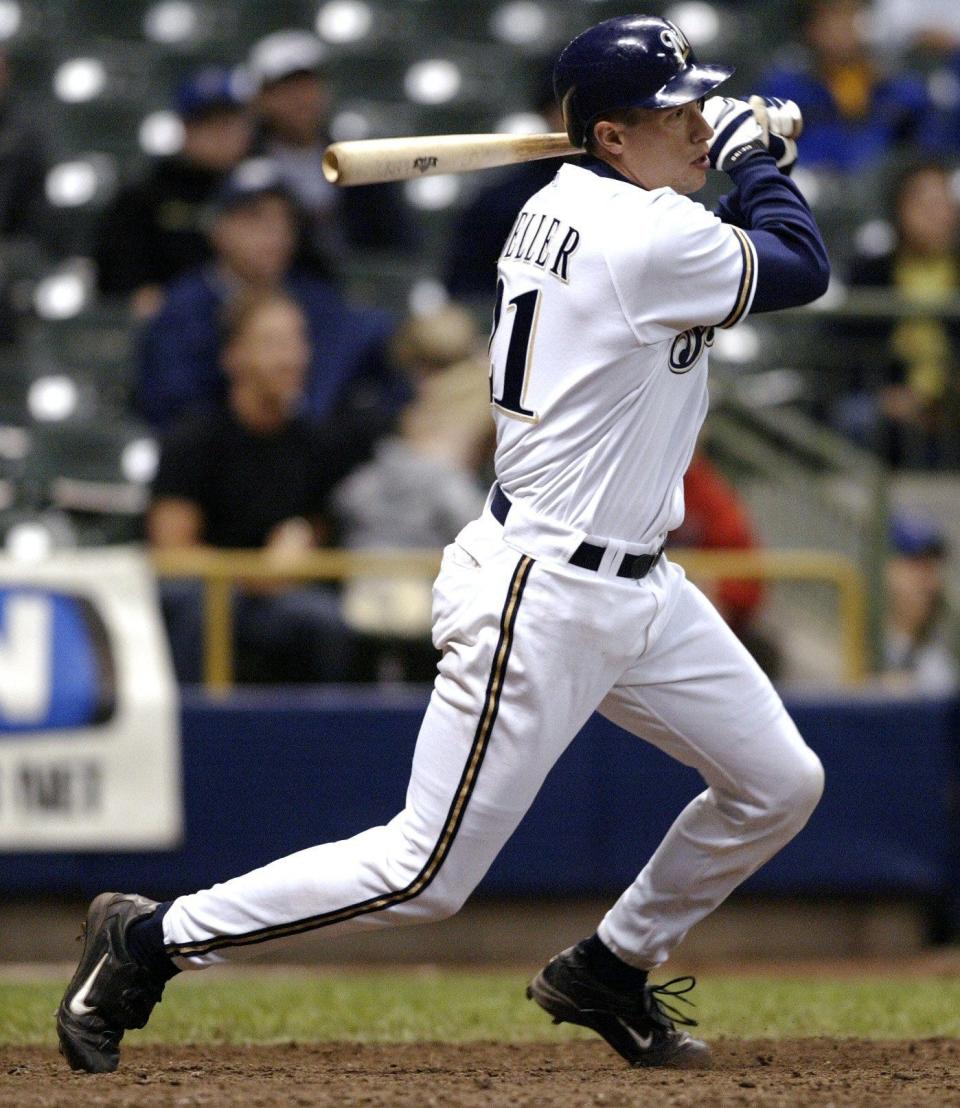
[646,976,698,1030]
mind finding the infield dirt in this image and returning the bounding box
[3,1038,960,1106]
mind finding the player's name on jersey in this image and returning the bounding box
[501,210,581,283]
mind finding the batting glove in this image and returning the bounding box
[749,95,801,175]
[702,96,767,172]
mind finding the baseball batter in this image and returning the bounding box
[58,14,830,1073]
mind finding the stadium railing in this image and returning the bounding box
[150,545,869,691]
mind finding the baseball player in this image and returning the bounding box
[57,14,829,1073]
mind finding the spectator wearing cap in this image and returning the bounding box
[94,66,252,317]
[883,513,959,693]
[137,158,407,435]
[248,29,414,274]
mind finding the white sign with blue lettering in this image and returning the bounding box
[0,547,181,848]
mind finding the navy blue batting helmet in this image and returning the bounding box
[554,14,734,147]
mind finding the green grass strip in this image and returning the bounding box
[5,971,960,1045]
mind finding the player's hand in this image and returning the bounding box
[749,95,801,175]
[702,96,767,172]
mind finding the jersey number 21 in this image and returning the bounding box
[489,279,540,422]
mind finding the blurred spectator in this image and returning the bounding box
[928,45,960,154]
[389,304,495,476]
[137,159,406,432]
[333,305,491,679]
[671,451,781,678]
[94,67,252,318]
[150,289,370,684]
[248,30,414,275]
[882,513,959,693]
[445,65,573,303]
[0,48,49,241]
[759,0,938,172]
[837,160,960,466]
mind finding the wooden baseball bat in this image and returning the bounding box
[322,132,580,187]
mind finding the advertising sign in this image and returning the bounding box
[0,548,181,849]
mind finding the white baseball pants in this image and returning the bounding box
[162,509,823,970]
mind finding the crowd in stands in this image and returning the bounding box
[1,1,960,687]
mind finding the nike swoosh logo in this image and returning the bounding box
[68,952,109,1017]
[618,1018,653,1051]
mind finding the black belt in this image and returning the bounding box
[490,485,663,580]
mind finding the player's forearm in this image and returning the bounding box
[720,156,830,312]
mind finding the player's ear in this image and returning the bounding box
[592,118,626,156]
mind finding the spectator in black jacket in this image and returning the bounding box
[151,288,371,683]
[94,67,252,317]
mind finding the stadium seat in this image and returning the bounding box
[23,305,136,416]
[233,0,323,43]
[20,418,156,542]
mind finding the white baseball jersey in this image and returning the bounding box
[490,162,758,546]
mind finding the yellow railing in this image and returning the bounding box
[151,547,868,692]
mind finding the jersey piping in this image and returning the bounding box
[164,554,536,959]
[717,226,757,328]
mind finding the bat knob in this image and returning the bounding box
[322,147,341,184]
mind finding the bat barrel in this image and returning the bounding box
[323,133,580,187]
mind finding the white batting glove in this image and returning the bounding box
[749,95,801,174]
[702,96,767,172]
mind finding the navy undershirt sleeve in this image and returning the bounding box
[715,154,830,313]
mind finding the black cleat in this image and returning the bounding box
[526,944,710,1069]
[56,892,167,1073]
